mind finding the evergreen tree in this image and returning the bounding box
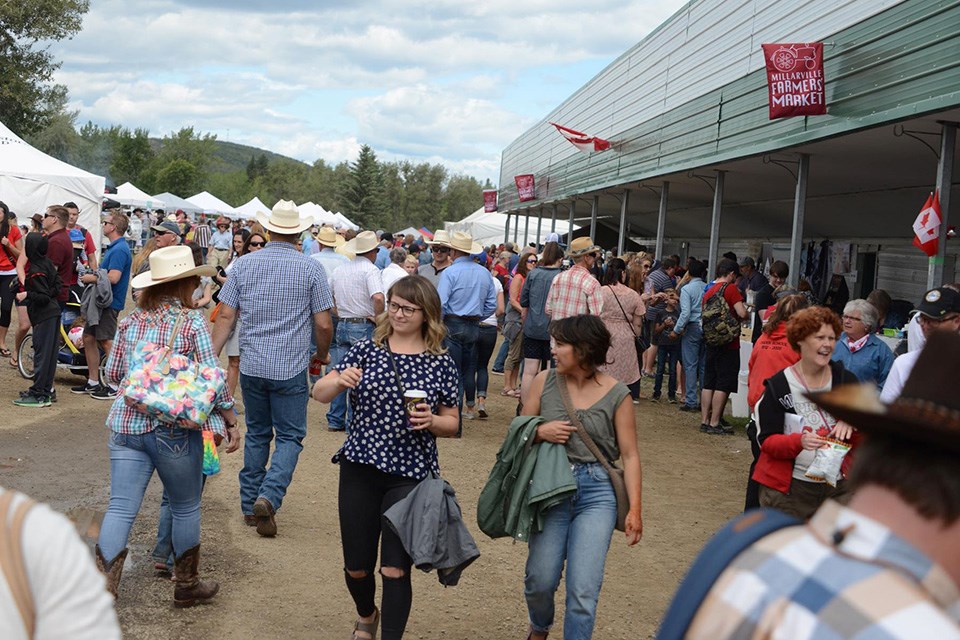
[342,144,386,229]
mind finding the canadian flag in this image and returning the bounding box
[550,122,611,153]
[912,191,942,257]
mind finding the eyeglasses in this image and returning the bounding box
[841,315,863,323]
[388,301,422,317]
[435,247,450,253]
[102,220,114,226]
[248,241,266,248]
[919,314,959,326]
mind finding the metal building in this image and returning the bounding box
[496,0,959,302]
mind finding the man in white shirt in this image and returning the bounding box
[381,246,409,293]
[880,285,960,403]
[326,231,385,431]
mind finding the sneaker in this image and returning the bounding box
[90,384,118,401]
[49,389,57,403]
[719,417,732,428]
[716,424,735,436]
[649,395,660,403]
[668,397,678,404]
[700,423,719,434]
[252,497,277,537]
[491,369,504,376]
[462,410,477,420]
[71,382,99,395]
[477,402,487,419]
[632,398,640,405]
[13,394,51,408]
[678,404,699,412]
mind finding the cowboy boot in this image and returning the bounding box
[172,544,219,608]
[94,545,127,599]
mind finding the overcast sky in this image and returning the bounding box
[51,0,687,184]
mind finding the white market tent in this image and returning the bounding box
[0,119,104,245]
[115,182,166,209]
[332,212,358,230]
[298,202,338,227]
[186,191,238,217]
[394,226,420,239]
[152,192,203,215]
[235,196,270,221]
[445,207,579,247]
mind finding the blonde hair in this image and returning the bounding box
[372,275,447,355]
[132,237,157,275]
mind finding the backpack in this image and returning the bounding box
[701,283,740,347]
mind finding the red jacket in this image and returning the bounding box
[747,323,800,411]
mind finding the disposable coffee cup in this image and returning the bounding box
[403,390,428,428]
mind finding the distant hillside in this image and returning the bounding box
[148,138,308,174]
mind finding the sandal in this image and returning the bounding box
[351,607,379,640]
[0,348,10,358]
[8,357,17,368]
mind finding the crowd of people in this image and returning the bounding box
[1,195,958,639]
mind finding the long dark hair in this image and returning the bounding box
[0,201,9,240]
[601,258,627,286]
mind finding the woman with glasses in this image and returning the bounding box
[313,275,460,640]
[519,242,564,403]
[830,299,894,390]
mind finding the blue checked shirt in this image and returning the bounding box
[437,256,497,319]
[688,500,960,639]
[218,242,333,380]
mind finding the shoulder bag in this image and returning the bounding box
[555,373,629,532]
[123,310,226,427]
[608,285,650,367]
[0,489,37,638]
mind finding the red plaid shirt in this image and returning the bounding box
[105,303,233,435]
[545,264,604,320]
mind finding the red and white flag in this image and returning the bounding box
[550,122,611,153]
[912,191,942,257]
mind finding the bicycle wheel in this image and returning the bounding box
[17,333,35,380]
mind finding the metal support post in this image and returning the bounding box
[523,209,531,248]
[656,181,669,258]
[617,190,630,255]
[788,155,810,288]
[568,201,576,241]
[929,122,956,288]
[504,212,510,244]
[551,204,558,233]
[590,196,599,240]
[536,206,543,248]
[707,171,725,275]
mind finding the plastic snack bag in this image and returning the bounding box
[805,438,851,487]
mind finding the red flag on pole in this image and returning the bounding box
[912,191,942,257]
[550,123,611,153]
[483,189,498,212]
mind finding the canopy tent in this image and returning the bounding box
[332,212,359,230]
[394,226,420,239]
[152,192,203,215]
[186,191,238,217]
[298,202,339,227]
[445,207,579,247]
[235,196,271,221]
[0,119,104,246]
[115,182,165,209]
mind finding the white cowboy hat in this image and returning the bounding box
[316,226,345,248]
[446,231,483,255]
[256,200,313,235]
[426,229,451,248]
[130,245,216,289]
[342,230,379,255]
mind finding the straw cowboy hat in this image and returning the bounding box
[811,331,960,452]
[342,230,379,255]
[316,226,345,248]
[446,231,483,255]
[426,229,451,248]
[566,236,601,257]
[256,200,313,235]
[130,245,216,289]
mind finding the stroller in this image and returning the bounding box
[17,286,106,381]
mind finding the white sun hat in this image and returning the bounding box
[130,245,216,289]
[256,199,313,235]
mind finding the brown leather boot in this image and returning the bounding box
[173,544,219,608]
[94,545,127,599]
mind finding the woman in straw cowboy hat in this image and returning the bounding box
[95,245,240,606]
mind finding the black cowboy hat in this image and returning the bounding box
[810,331,960,452]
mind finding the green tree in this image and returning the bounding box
[24,88,78,161]
[74,121,123,179]
[0,0,89,136]
[154,158,202,197]
[341,145,386,229]
[442,174,486,222]
[208,171,253,206]
[110,128,154,186]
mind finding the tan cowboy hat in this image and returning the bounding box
[316,226,345,248]
[811,331,960,453]
[426,229,451,247]
[342,230,379,255]
[130,245,216,289]
[446,231,483,255]
[256,200,312,235]
[566,236,601,257]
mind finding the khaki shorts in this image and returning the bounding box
[85,307,119,342]
[504,333,524,372]
[759,477,850,521]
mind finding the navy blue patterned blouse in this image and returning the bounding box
[333,339,460,479]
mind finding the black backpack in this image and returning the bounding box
[701,283,741,347]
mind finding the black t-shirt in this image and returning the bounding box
[752,283,776,343]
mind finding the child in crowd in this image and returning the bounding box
[68,317,86,350]
[652,288,681,402]
[14,233,63,407]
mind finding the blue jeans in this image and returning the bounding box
[239,369,309,516]
[326,321,373,430]
[680,322,705,407]
[445,317,479,415]
[525,463,617,638]
[654,343,680,399]
[469,325,498,400]
[153,475,208,568]
[492,337,509,372]
[98,427,204,564]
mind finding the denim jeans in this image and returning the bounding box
[492,337,509,372]
[444,318,479,425]
[469,325,498,400]
[153,475,208,568]
[239,369,309,516]
[680,322,705,407]
[525,462,617,638]
[98,427,204,564]
[654,343,680,399]
[327,321,373,430]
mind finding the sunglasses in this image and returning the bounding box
[43,213,55,219]
[526,258,537,263]
[154,230,170,236]
[435,247,450,253]
[248,241,266,247]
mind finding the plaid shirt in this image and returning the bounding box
[218,242,333,379]
[544,264,603,320]
[688,500,960,639]
[105,303,233,436]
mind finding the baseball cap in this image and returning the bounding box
[913,287,960,319]
[738,256,755,268]
[152,220,180,235]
